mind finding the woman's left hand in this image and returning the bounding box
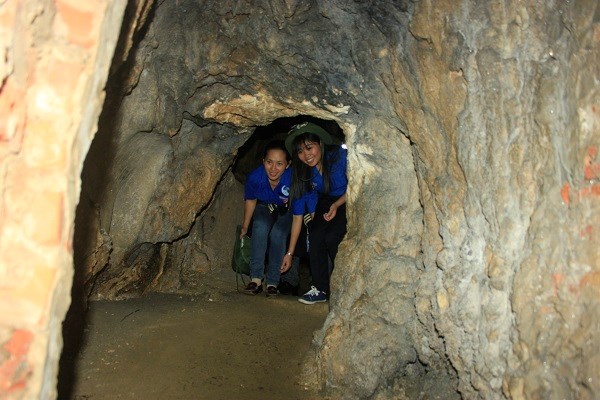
[323,203,338,221]
[280,254,293,273]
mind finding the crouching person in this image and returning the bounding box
[240,140,293,297]
[280,123,347,304]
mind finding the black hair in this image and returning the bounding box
[262,139,290,162]
[289,132,339,201]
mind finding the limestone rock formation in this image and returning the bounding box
[75,1,599,399]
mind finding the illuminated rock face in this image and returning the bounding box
[75,1,599,399]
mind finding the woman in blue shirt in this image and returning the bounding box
[280,122,347,304]
[241,140,293,296]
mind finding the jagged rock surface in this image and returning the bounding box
[76,1,599,399]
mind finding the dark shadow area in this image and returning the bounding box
[57,2,157,398]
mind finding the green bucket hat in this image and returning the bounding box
[285,122,332,154]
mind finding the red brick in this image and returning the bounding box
[560,183,571,206]
[26,191,63,245]
[4,330,33,357]
[579,183,600,199]
[0,78,26,152]
[22,119,66,168]
[5,176,65,245]
[584,146,599,180]
[0,330,33,393]
[0,263,58,326]
[0,1,17,27]
[45,60,84,98]
[580,225,593,239]
[584,164,600,180]
[55,0,98,47]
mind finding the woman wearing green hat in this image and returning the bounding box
[280,122,347,304]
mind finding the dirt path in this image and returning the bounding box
[65,271,328,399]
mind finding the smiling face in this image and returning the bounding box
[263,148,289,184]
[296,140,322,169]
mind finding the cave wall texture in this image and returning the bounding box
[72,1,600,399]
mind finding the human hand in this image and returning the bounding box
[280,254,292,273]
[240,226,248,239]
[323,204,338,221]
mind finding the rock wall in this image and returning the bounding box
[76,1,599,399]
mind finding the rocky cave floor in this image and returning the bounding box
[59,266,458,400]
[60,268,329,400]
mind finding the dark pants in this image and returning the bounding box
[308,195,347,294]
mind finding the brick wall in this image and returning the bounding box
[0,1,126,398]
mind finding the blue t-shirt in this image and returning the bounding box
[291,145,347,215]
[244,166,291,206]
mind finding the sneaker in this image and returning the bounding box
[266,285,279,297]
[277,281,299,296]
[298,286,327,304]
[243,281,263,295]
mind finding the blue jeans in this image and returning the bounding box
[250,204,292,286]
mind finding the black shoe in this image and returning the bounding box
[243,281,263,295]
[278,281,299,296]
[266,285,279,297]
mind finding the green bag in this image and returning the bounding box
[232,225,251,276]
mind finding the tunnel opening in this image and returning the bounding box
[233,116,347,295]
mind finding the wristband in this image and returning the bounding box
[286,252,293,257]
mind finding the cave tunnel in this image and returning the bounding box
[60,0,600,398]
[1,1,598,399]
[59,1,428,397]
[60,114,355,399]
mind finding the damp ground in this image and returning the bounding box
[60,269,328,400]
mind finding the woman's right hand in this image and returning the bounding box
[240,200,256,239]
